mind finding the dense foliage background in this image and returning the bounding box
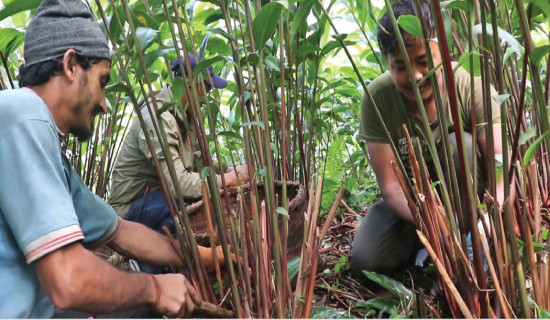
[1,0,549,317]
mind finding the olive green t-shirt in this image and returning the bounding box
[359,63,500,173]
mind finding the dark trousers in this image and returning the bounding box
[350,132,485,276]
[126,189,179,236]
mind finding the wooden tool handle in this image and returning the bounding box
[193,301,233,318]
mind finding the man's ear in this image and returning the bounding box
[62,49,78,82]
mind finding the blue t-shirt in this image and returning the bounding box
[0,88,120,318]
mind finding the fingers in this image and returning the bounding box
[184,278,202,304]
[154,274,200,318]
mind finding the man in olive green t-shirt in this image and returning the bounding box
[350,0,504,275]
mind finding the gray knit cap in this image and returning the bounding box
[24,0,110,67]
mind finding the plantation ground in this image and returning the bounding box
[311,200,550,318]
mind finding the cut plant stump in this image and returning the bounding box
[185,180,307,258]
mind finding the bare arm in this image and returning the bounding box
[367,141,415,223]
[109,219,231,273]
[477,123,505,206]
[36,241,200,317]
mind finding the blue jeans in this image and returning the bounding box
[126,189,179,235]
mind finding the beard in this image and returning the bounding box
[70,74,100,142]
[70,99,99,142]
[71,119,95,142]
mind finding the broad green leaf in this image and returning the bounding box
[397,15,423,39]
[289,0,314,38]
[132,9,159,29]
[537,306,550,319]
[275,207,289,217]
[523,131,550,167]
[297,45,321,58]
[472,24,523,56]
[240,121,265,130]
[106,83,132,94]
[259,167,267,177]
[356,298,399,315]
[156,102,177,116]
[363,271,414,303]
[0,28,24,57]
[194,56,225,81]
[144,48,175,68]
[200,166,211,180]
[172,77,185,105]
[207,28,237,41]
[531,45,550,67]
[251,2,284,51]
[135,27,159,51]
[331,33,348,43]
[287,257,300,281]
[0,0,41,22]
[524,0,550,19]
[311,306,357,319]
[492,94,510,106]
[108,6,127,44]
[218,131,242,140]
[503,47,517,65]
[440,0,470,12]
[264,55,280,71]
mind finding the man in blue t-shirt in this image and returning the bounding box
[0,0,230,317]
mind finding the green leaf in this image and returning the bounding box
[251,2,284,51]
[524,0,550,18]
[157,102,177,116]
[0,0,41,22]
[290,0,314,39]
[106,83,132,95]
[397,15,423,38]
[264,55,280,71]
[132,9,159,29]
[287,257,300,281]
[472,24,523,56]
[363,271,414,303]
[135,27,159,51]
[537,306,550,319]
[200,166,211,180]
[440,0,470,12]
[523,131,550,167]
[0,28,24,57]
[144,48,175,68]
[503,47,517,65]
[311,306,357,319]
[194,56,224,81]
[218,131,242,140]
[492,94,510,106]
[172,77,185,105]
[531,45,550,67]
[240,121,265,130]
[519,127,537,146]
[356,298,399,315]
[275,207,289,217]
[207,28,237,41]
[259,167,267,177]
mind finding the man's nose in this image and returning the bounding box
[99,93,108,114]
[414,69,423,82]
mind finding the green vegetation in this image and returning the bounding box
[1,0,549,317]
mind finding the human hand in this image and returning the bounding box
[223,165,248,186]
[151,273,201,318]
[197,245,240,273]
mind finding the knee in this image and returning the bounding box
[349,244,379,277]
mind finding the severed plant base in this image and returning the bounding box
[185,180,307,259]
